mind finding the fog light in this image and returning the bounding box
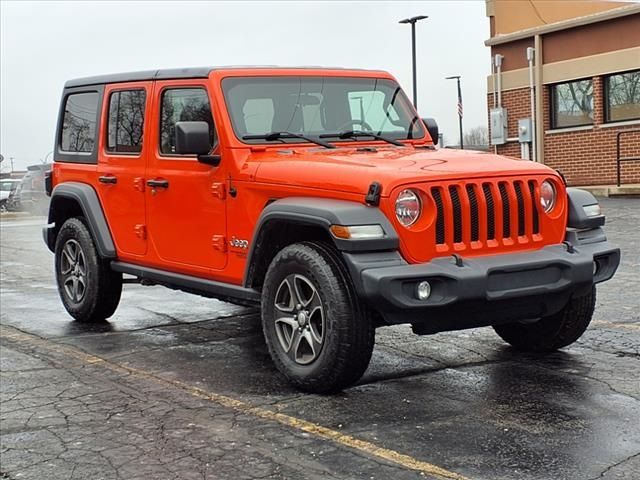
[593,260,599,276]
[416,281,432,300]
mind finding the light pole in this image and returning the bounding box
[44,151,54,164]
[446,75,464,149]
[399,15,428,109]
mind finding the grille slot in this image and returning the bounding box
[449,185,463,243]
[529,181,540,234]
[483,183,495,240]
[498,183,511,239]
[432,188,445,244]
[466,185,479,241]
[514,182,526,236]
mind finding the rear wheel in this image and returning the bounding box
[55,217,122,322]
[261,241,374,393]
[493,287,596,352]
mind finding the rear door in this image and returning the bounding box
[96,82,151,257]
[145,80,227,274]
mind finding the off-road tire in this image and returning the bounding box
[493,287,596,352]
[55,217,122,322]
[261,241,374,393]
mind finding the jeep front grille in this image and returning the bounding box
[431,179,541,250]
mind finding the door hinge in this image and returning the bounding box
[211,182,226,199]
[134,177,145,192]
[212,235,227,252]
[135,224,147,239]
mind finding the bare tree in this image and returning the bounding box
[463,126,489,148]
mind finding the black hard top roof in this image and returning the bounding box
[64,66,384,88]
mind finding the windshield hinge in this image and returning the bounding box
[365,182,382,206]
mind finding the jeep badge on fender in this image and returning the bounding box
[44,67,620,393]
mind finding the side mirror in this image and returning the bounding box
[422,118,439,145]
[175,121,220,166]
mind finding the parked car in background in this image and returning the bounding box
[13,164,51,214]
[0,179,21,211]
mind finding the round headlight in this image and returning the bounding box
[540,180,556,213]
[395,189,421,227]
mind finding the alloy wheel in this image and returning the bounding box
[273,274,325,365]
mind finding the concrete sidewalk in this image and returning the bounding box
[573,184,640,197]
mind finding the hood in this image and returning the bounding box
[252,146,558,196]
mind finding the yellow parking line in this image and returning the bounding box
[0,326,469,480]
[592,320,640,332]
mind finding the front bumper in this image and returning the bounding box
[343,227,620,333]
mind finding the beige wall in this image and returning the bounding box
[486,0,629,36]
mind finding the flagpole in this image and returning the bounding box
[446,75,463,149]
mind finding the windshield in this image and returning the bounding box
[0,181,18,192]
[222,76,425,144]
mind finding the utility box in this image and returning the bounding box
[490,107,507,145]
[518,118,532,143]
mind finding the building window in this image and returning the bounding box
[61,92,99,153]
[551,79,593,129]
[160,88,216,155]
[605,70,640,123]
[107,89,146,153]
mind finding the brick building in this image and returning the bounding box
[485,1,639,186]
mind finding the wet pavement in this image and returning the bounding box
[1,197,639,480]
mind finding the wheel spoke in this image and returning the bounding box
[71,277,79,302]
[308,305,324,344]
[294,274,316,307]
[64,242,77,263]
[275,277,296,313]
[60,257,73,275]
[275,316,298,352]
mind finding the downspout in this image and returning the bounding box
[527,47,536,162]
[534,35,544,164]
[495,54,503,108]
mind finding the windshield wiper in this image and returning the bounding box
[319,130,406,147]
[242,131,335,149]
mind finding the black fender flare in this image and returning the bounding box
[44,182,116,258]
[243,197,399,287]
[566,188,605,230]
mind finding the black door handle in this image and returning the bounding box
[98,175,117,184]
[146,179,169,188]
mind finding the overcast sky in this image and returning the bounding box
[0,0,490,171]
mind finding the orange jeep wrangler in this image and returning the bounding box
[44,67,620,392]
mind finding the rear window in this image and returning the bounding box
[107,89,147,154]
[60,92,99,153]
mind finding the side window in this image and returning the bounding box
[107,89,146,153]
[160,88,216,155]
[61,92,99,153]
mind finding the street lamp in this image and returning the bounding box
[445,75,464,149]
[399,15,428,108]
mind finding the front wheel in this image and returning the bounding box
[261,242,374,393]
[55,217,122,322]
[493,287,596,352]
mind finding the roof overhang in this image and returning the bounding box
[485,4,640,46]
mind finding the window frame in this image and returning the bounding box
[104,88,148,157]
[157,86,218,159]
[55,85,104,164]
[550,78,594,130]
[604,69,640,124]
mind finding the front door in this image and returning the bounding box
[145,80,227,275]
[97,82,151,257]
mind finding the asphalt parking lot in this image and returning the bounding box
[1,197,639,480]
